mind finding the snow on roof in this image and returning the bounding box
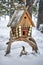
[7,10,24,27]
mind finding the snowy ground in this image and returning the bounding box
[0,15,43,65]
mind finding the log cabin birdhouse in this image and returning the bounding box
[7,6,35,39]
[5,6,39,56]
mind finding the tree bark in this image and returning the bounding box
[37,0,43,29]
[26,0,33,17]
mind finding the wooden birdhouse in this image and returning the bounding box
[7,6,35,40]
[5,6,39,56]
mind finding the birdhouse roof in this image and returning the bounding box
[7,8,35,27]
[7,10,24,27]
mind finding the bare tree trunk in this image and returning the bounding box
[37,0,43,29]
[26,0,33,17]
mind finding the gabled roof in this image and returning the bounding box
[7,8,35,27]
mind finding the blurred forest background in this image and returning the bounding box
[0,0,43,32]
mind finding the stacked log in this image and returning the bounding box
[19,26,22,37]
[16,28,18,38]
[28,26,32,37]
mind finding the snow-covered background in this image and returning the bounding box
[0,15,43,65]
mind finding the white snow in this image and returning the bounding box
[0,15,43,65]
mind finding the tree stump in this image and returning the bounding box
[5,37,38,56]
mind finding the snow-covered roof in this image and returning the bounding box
[7,10,24,27]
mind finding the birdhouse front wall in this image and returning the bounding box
[17,13,32,38]
[17,13,32,27]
